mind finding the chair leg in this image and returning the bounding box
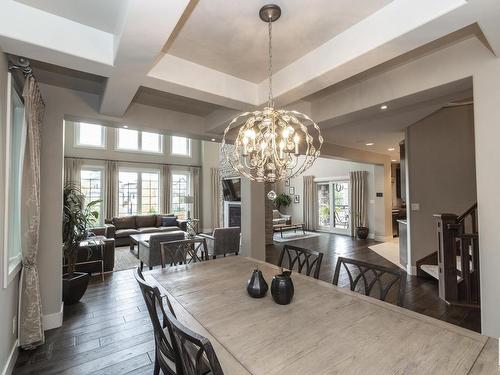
[140,261,144,272]
[149,266,153,271]
[153,350,160,375]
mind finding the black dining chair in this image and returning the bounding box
[165,311,225,375]
[332,257,407,306]
[277,244,324,279]
[133,268,177,375]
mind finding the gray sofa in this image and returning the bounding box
[138,231,186,270]
[105,214,187,247]
[199,227,240,259]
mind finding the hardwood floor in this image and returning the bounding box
[13,233,480,374]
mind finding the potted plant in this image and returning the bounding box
[354,213,369,240]
[62,182,101,304]
[273,193,292,211]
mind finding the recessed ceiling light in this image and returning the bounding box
[123,125,128,128]
[365,142,374,146]
[391,159,397,162]
[388,147,395,151]
[381,105,388,110]
[211,138,216,142]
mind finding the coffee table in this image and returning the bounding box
[273,223,305,238]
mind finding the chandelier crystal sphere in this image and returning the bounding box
[221,4,323,183]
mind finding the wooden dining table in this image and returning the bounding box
[148,256,498,374]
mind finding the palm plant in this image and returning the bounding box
[62,182,101,275]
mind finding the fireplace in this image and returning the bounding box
[224,201,241,227]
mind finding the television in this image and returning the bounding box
[222,178,241,201]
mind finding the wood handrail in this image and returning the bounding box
[456,203,477,224]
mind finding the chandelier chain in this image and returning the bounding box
[268,20,274,108]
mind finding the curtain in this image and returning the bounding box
[19,76,45,349]
[210,168,220,230]
[190,167,201,224]
[161,164,171,214]
[350,171,368,237]
[63,157,82,186]
[105,160,117,219]
[303,175,316,231]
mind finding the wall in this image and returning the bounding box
[0,52,20,374]
[64,121,202,166]
[406,105,476,266]
[200,141,220,232]
[277,156,386,239]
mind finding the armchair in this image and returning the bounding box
[199,227,240,259]
[138,231,185,271]
[272,210,291,226]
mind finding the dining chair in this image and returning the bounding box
[165,311,225,375]
[277,244,324,279]
[332,257,407,306]
[133,268,177,375]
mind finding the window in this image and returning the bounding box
[171,171,191,219]
[4,73,25,285]
[80,169,104,226]
[317,180,350,234]
[118,169,160,216]
[171,136,191,156]
[117,129,162,153]
[76,122,105,148]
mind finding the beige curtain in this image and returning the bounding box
[303,175,316,231]
[190,167,201,223]
[161,164,171,214]
[105,160,117,219]
[19,76,45,348]
[63,157,82,185]
[210,168,220,230]
[350,171,368,237]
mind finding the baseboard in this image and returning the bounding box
[43,302,64,330]
[1,339,18,375]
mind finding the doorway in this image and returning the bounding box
[317,180,350,235]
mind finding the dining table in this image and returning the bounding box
[148,256,498,374]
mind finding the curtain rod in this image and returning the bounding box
[65,155,201,168]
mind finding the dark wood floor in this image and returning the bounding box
[14,233,480,374]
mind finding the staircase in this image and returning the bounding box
[416,204,480,307]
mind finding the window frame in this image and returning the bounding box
[116,129,163,154]
[170,170,192,219]
[170,136,192,157]
[74,122,106,149]
[80,166,105,227]
[118,167,161,216]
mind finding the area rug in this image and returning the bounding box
[368,238,405,270]
[114,246,140,272]
[273,231,321,243]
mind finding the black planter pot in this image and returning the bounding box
[356,226,369,240]
[271,271,294,305]
[63,272,90,305]
[247,269,268,298]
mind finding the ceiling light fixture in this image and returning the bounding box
[366,142,375,146]
[123,125,128,128]
[388,147,395,151]
[211,138,216,142]
[381,105,388,110]
[391,159,397,162]
[221,4,323,183]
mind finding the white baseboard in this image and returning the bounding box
[43,302,63,330]
[1,339,18,375]
[368,233,375,239]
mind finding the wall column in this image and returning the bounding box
[473,61,500,338]
[240,178,266,260]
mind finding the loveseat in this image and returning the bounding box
[105,214,187,247]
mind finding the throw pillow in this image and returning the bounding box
[161,216,178,227]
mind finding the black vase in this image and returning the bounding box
[271,271,294,305]
[247,269,268,298]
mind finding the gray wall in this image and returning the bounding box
[0,52,20,374]
[406,105,476,265]
[200,141,220,232]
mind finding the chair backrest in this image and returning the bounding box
[133,268,177,374]
[332,257,406,306]
[165,311,225,375]
[277,245,324,279]
[149,231,185,251]
[213,227,240,255]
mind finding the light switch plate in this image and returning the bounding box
[411,203,420,211]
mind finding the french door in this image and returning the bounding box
[317,180,350,234]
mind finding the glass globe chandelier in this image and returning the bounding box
[221,4,323,183]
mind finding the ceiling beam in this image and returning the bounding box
[99,0,191,116]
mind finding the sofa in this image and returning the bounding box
[138,231,186,270]
[105,214,187,247]
[272,210,291,226]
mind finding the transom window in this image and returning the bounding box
[171,136,191,156]
[80,168,104,226]
[76,122,105,148]
[118,169,160,216]
[117,128,162,153]
[171,171,191,219]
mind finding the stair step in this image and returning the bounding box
[420,264,463,282]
